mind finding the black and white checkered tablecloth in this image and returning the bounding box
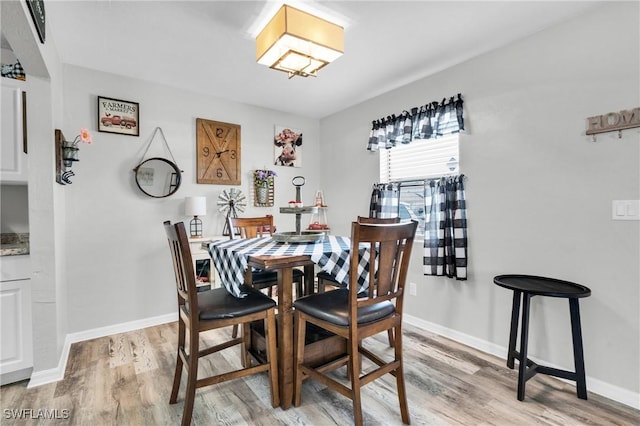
[208,236,371,298]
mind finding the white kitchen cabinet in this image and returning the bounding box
[0,275,33,385]
[1,79,27,184]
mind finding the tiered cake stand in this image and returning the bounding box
[274,176,324,243]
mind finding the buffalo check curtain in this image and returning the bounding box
[423,175,468,280]
[369,183,400,218]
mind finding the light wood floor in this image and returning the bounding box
[1,322,638,425]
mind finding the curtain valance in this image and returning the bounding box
[367,93,464,151]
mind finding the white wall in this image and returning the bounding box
[320,2,639,402]
[61,65,321,331]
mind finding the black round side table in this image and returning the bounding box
[494,274,591,401]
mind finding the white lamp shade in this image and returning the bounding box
[185,196,207,216]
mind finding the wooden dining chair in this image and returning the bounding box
[164,221,279,426]
[293,220,418,426]
[316,216,401,347]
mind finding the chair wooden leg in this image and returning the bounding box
[293,312,307,407]
[231,324,239,338]
[349,337,363,426]
[265,310,280,408]
[317,277,326,293]
[394,324,410,424]
[387,329,395,347]
[241,322,251,368]
[170,318,186,404]
[181,327,200,426]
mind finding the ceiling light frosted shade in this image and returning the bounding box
[185,196,207,217]
[256,5,344,78]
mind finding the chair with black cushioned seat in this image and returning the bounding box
[164,221,279,426]
[293,220,418,426]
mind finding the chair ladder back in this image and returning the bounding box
[351,222,417,308]
[359,216,402,299]
[358,216,400,224]
[164,221,199,308]
[171,239,189,299]
[228,216,274,239]
[376,239,402,297]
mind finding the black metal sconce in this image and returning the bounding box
[55,129,74,184]
[61,141,79,183]
[55,128,92,185]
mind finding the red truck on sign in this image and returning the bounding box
[101,114,137,129]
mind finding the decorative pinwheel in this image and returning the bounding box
[217,188,246,235]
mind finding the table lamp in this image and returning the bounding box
[185,196,207,237]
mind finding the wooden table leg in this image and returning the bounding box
[277,267,294,409]
[303,264,314,295]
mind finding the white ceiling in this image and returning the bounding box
[44,1,601,119]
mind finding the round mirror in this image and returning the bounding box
[134,157,182,198]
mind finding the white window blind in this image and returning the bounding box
[379,134,459,183]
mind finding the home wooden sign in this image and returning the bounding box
[586,107,640,136]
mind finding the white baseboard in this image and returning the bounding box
[404,314,640,410]
[28,312,177,388]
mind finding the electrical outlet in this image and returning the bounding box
[409,282,417,296]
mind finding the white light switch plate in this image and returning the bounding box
[612,200,640,221]
[409,282,417,296]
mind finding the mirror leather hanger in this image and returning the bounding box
[133,127,183,198]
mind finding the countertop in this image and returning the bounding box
[0,233,29,256]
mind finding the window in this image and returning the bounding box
[379,134,460,234]
[379,134,459,182]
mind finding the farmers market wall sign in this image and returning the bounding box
[97,96,140,137]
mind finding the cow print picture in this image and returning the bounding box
[274,125,302,167]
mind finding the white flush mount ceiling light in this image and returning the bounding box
[256,4,344,79]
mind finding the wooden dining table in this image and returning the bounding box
[207,236,371,409]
